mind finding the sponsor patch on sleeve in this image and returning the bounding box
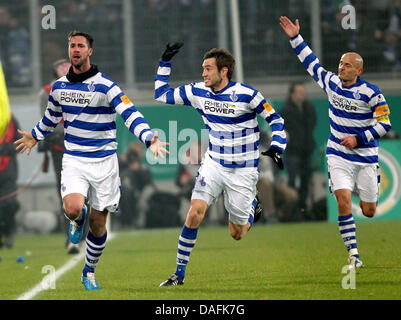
[121,95,131,105]
[263,101,273,113]
[375,104,390,117]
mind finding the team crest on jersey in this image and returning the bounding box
[61,82,66,88]
[353,90,361,100]
[230,90,238,102]
[88,81,95,92]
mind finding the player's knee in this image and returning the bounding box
[360,201,376,218]
[362,207,376,218]
[63,203,83,220]
[229,226,246,241]
[230,231,243,241]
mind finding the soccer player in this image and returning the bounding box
[279,16,392,268]
[38,58,80,254]
[14,31,169,290]
[155,43,287,286]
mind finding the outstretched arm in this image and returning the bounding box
[106,83,170,159]
[279,16,333,93]
[154,43,194,106]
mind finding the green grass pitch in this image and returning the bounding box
[1,220,400,300]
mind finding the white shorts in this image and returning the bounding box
[61,154,121,213]
[327,156,380,203]
[191,155,259,225]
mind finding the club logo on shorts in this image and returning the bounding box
[199,176,206,187]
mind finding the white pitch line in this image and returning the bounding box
[16,232,115,300]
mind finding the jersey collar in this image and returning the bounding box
[211,80,236,94]
[66,64,99,83]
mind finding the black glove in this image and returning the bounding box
[261,147,284,170]
[161,42,184,61]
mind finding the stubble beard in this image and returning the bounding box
[206,76,222,90]
[71,55,88,71]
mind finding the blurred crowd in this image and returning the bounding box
[0,0,400,89]
[321,0,401,73]
[0,3,31,87]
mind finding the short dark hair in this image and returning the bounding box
[68,30,94,48]
[203,48,235,80]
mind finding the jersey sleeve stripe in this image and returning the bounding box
[179,85,192,106]
[155,83,170,100]
[166,90,175,104]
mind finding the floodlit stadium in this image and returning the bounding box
[0,0,401,307]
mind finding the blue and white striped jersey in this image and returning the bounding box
[32,71,154,160]
[290,34,392,165]
[155,60,287,168]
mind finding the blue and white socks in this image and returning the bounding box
[83,230,107,276]
[338,213,359,258]
[175,225,198,281]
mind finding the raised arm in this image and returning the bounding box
[279,16,333,93]
[154,43,194,106]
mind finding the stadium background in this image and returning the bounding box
[1,0,400,232]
